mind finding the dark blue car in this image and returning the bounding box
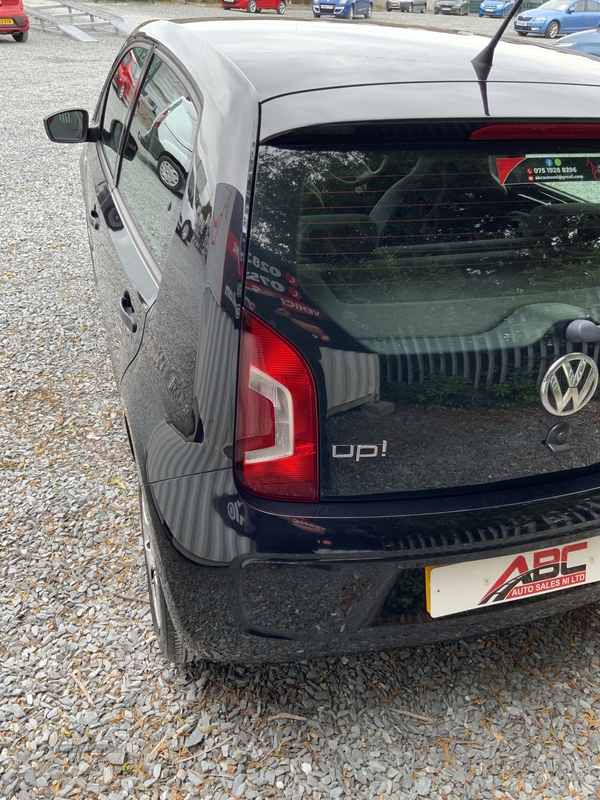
[515,0,600,38]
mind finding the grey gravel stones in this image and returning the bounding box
[1,4,599,800]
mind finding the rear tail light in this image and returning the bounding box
[235,309,319,502]
[153,108,170,128]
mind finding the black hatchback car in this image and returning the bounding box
[45,18,600,664]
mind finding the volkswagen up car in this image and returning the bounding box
[45,19,600,664]
[0,0,29,41]
[515,0,600,37]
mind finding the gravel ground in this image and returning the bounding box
[2,9,600,800]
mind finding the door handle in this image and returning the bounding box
[119,292,138,334]
[89,206,100,231]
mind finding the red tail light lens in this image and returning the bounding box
[235,309,319,502]
[472,124,600,140]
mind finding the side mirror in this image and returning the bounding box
[44,109,90,143]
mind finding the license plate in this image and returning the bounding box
[426,537,600,618]
[0,18,15,23]
[516,19,526,25]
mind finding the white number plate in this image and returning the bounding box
[426,537,600,618]
[516,19,527,25]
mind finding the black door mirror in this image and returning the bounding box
[44,109,89,143]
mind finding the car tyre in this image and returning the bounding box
[180,221,192,241]
[348,4,354,16]
[12,30,28,41]
[141,494,191,665]
[386,1,391,8]
[366,2,373,14]
[545,20,560,37]
[247,0,257,11]
[276,0,286,11]
[409,1,413,9]
[117,83,126,100]
[158,155,185,193]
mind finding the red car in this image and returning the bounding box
[0,0,29,41]
[112,50,141,102]
[221,0,286,13]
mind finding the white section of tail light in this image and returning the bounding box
[245,366,294,464]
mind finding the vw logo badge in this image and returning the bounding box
[540,353,599,416]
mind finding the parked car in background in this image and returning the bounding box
[435,0,469,14]
[555,24,600,51]
[0,0,29,41]
[113,50,141,102]
[138,96,197,192]
[515,0,600,37]
[314,0,372,17]
[386,0,426,10]
[479,0,514,16]
[45,19,600,665]
[221,0,286,12]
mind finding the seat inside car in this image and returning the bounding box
[370,154,509,247]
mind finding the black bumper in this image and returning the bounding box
[143,482,600,663]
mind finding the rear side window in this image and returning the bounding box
[248,145,600,355]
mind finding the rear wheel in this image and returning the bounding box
[386,1,391,8]
[247,0,257,11]
[158,155,185,193]
[12,30,28,41]
[365,2,373,15]
[277,0,286,12]
[141,494,191,665]
[545,20,560,37]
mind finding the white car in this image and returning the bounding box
[138,96,197,192]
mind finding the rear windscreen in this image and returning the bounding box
[247,145,600,356]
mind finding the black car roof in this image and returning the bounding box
[139,18,600,102]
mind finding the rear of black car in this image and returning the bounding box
[230,120,600,647]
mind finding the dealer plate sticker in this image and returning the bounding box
[426,538,600,618]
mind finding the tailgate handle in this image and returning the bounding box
[119,292,137,334]
[566,319,600,344]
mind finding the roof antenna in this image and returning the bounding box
[471,0,526,115]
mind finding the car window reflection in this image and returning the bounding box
[118,58,198,270]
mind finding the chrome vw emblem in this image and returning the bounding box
[540,353,599,416]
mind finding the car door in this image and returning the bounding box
[84,48,198,385]
[585,0,600,27]
[563,0,587,31]
[83,43,154,383]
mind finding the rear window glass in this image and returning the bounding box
[247,146,600,355]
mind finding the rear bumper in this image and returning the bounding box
[143,478,600,663]
[0,15,29,33]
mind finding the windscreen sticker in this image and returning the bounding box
[496,155,600,185]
